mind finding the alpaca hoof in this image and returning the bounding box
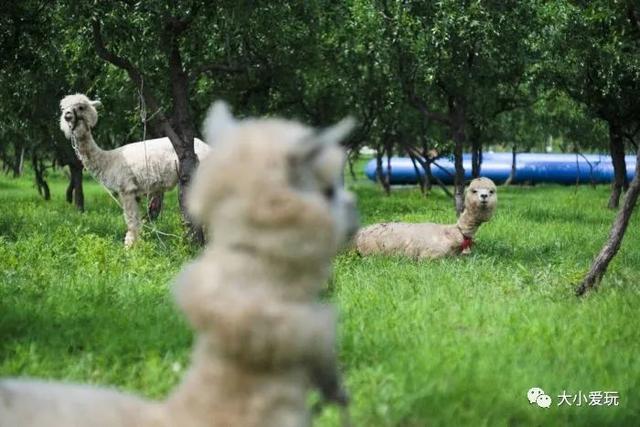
[148,195,163,221]
[124,233,138,248]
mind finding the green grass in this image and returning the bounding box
[1,169,640,426]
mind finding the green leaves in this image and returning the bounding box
[543,0,640,125]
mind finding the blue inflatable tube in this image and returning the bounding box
[365,153,637,185]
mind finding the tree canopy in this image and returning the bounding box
[1,0,639,210]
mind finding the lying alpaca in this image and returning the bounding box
[0,102,357,427]
[355,177,497,259]
[59,93,210,247]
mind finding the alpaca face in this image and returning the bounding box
[188,102,358,261]
[59,94,101,139]
[286,133,360,249]
[465,177,497,218]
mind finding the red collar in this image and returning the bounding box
[460,236,474,251]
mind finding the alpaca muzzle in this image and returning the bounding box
[63,109,80,131]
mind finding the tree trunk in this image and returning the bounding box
[65,177,73,203]
[577,152,597,188]
[66,160,85,212]
[17,146,25,177]
[12,145,25,177]
[453,138,465,215]
[375,147,390,195]
[424,160,433,191]
[408,152,426,195]
[385,140,392,194]
[92,18,203,245]
[419,122,433,192]
[422,149,434,192]
[32,154,50,200]
[408,148,453,198]
[164,17,204,245]
[504,144,517,186]
[470,129,482,178]
[451,97,466,215]
[607,120,628,209]
[576,147,640,296]
[347,151,357,181]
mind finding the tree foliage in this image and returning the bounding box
[1,0,639,219]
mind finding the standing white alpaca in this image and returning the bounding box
[354,177,497,259]
[58,93,210,247]
[0,102,357,427]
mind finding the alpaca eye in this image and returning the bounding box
[489,190,495,194]
[471,190,477,194]
[323,186,335,200]
[78,105,84,110]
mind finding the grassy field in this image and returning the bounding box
[1,168,639,426]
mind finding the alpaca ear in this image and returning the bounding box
[90,100,102,109]
[203,101,237,145]
[287,117,354,170]
[287,140,324,167]
[313,145,345,184]
[288,142,345,186]
[316,117,356,146]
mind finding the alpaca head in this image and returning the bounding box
[59,94,102,140]
[464,177,497,221]
[188,101,358,263]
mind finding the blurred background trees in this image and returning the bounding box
[543,0,640,208]
[1,0,639,211]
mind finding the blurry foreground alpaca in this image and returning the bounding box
[0,103,358,427]
[355,177,497,259]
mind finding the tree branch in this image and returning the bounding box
[405,89,452,126]
[396,57,452,126]
[628,2,640,35]
[92,19,178,141]
[406,146,454,198]
[190,62,249,81]
[163,1,200,33]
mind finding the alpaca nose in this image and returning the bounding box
[480,193,488,200]
[64,111,73,122]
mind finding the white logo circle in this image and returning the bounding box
[527,387,544,404]
[536,394,552,408]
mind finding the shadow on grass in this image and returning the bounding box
[0,216,26,240]
[0,296,192,366]
[0,179,20,190]
[521,206,609,226]
[481,239,569,263]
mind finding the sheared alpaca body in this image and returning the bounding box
[355,177,497,259]
[1,102,357,427]
[58,93,209,247]
[78,136,209,194]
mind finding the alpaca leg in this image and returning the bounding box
[120,193,141,247]
[147,192,164,221]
